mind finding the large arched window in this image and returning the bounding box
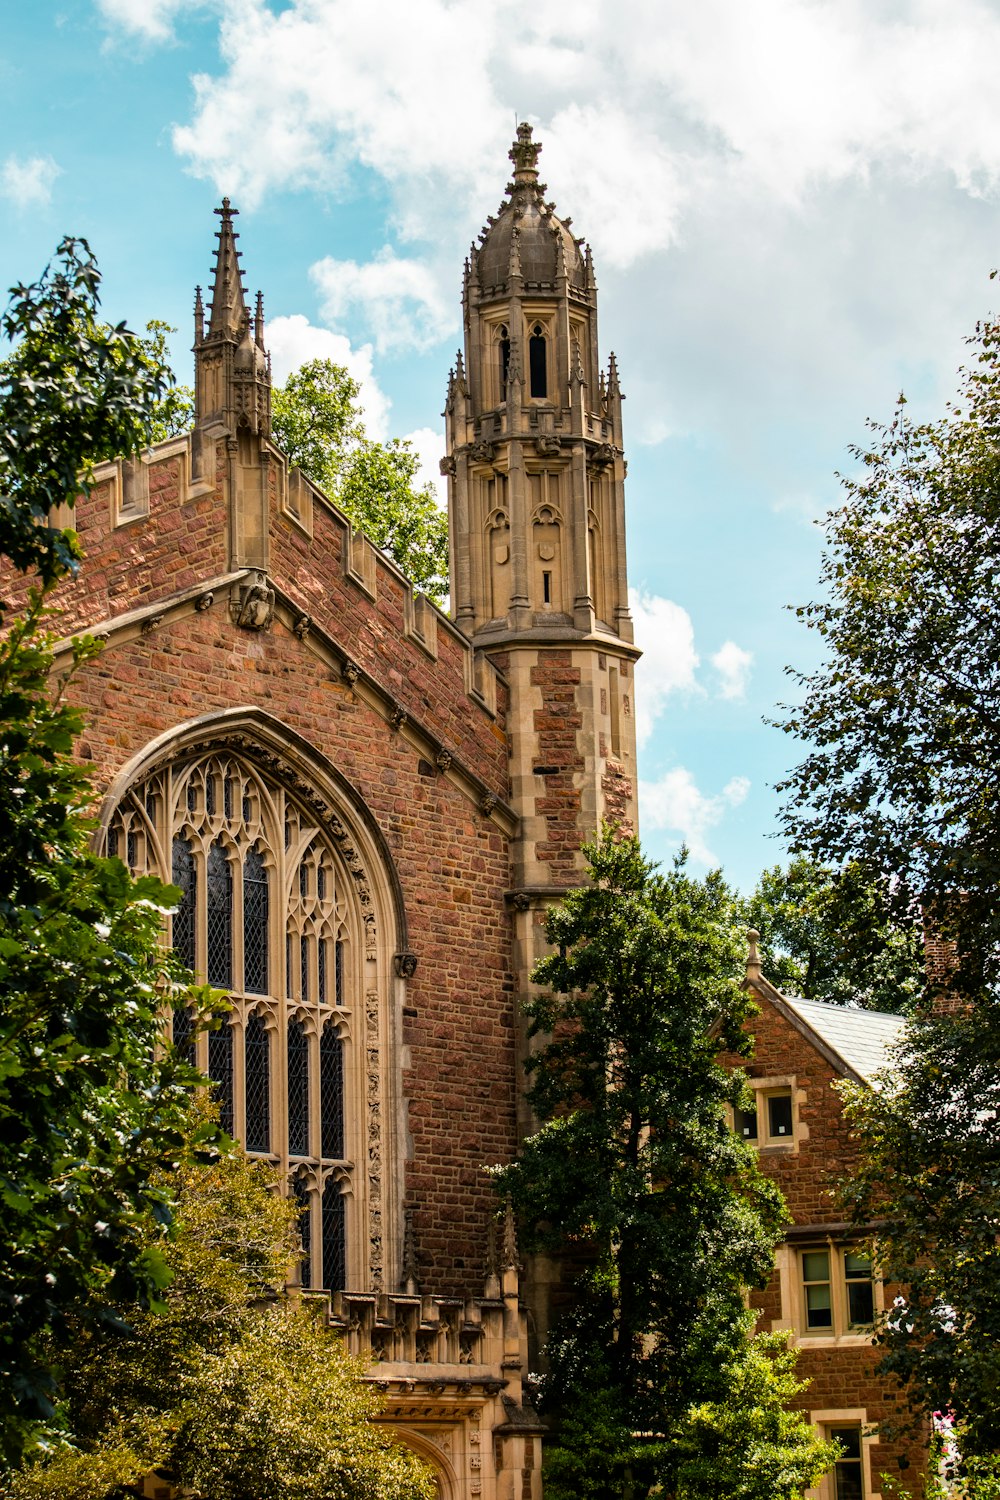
[105,746,379,1295]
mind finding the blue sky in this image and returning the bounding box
[4,0,1000,892]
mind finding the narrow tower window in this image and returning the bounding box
[293,1173,312,1288]
[321,1177,346,1291]
[499,325,510,402]
[208,1012,234,1136]
[542,571,552,605]
[320,1019,344,1160]
[529,323,547,399]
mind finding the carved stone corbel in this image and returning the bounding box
[394,952,418,979]
[234,570,275,631]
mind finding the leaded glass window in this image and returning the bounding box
[172,1004,196,1065]
[206,840,232,989]
[208,1015,234,1135]
[321,1019,344,1161]
[288,1018,309,1157]
[106,746,370,1294]
[171,836,196,973]
[243,845,269,994]
[322,1178,346,1292]
[292,1174,312,1288]
[244,1012,270,1154]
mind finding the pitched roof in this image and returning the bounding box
[748,972,907,1086]
[778,993,906,1085]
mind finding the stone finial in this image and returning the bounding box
[193,285,204,346]
[502,1197,519,1270]
[254,289,266,350]
[508,225,522,281]
[509,121,541,184]
[402,1206,419,1296]
[607,351,622,400]
[745,928,762,982]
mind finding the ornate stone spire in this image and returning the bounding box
[509,121,541,186]
[206,198,248,341]
[254,289,266,351]
[193,285,204,347]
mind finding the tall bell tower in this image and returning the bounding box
[443,123,640,1209]
[445,121,639,879]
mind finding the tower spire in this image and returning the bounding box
[509,122,541,187]
[207,198,248,340]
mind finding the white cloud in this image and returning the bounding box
[265,313,391,441]
[1,154,60,210]
[639,769,750,868]
[629,586,700,750]
[711,641,753,701]
[164,0,1000,265]
[311,249,455,355]
[96,0,211,43]
[400,426,444,509]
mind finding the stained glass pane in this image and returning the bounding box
[208,1016,234,1135]
[242,794,251,822]
[126,830,137,870]
[107,827,119,858]
[288,1018,310,1156]
[286,931,293,1000]
[244,1011,270,1153]
[335,940,344,1006]
[292,1174,312,1288]
[243,845,269,995]
[529,326,547,398]
[205,772,215,816]
[187,781,197,813]
[171,836,196,973]
[318,937,327,1005]
[321,1178,346,1291]
[206,841,232,988]
[224,775,233,820]
[299,861,308,899]
[300,934,309,1004]
[320,1020,344,1160]
[172,1004,196,1065]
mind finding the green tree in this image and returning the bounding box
[841,1002,1000,1458]
[272,358,449,603]
[0,239,216,1466]
[776,306,1000,1001]
[0,239,174,585]
[741,858,923,1012]
[3,1142,435,1500]
[498,832,827,1499]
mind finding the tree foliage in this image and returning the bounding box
[777,311,1000,1000]
[841,1001,1000,1458]
[3,1144,435,1500]
[498,832,829,1498]
[741,857,923,1012]
[0,241,216,1466]
[272,358,449,603]
[0,239,173,585]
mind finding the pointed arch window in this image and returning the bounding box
[107,746,379,1296]
[529,323,547,399]
[243,844,269,994]
[244,1012,270,1153]
[499,324,510,402]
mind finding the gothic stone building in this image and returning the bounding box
[44,126,638,1500]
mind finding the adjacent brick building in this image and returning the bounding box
[726,935,922,1500]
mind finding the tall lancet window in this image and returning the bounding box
[529,323,547,398]
[106,745,374,1295]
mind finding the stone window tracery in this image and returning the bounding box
[105,746,382,1295]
